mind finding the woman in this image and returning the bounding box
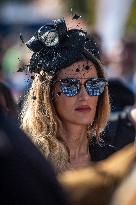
[21,18,110,173]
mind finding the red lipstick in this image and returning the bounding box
[75,105,91,112]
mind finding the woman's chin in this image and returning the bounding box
[72,119,93,126]
[60,116,94,126]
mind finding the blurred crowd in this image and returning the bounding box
[0,1,136,205]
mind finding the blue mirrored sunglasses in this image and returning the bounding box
[53,77,108,97]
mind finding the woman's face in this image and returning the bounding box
[53,60,99,126]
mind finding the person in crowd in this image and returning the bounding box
[93,31,136,155]
[104,33,136,92]
[100,79,136,155]
[59,144,136,205]
[108,79,135,113]
[0,105,70,205]
[0,81,17,118]
[119,35,136,92]
[21,17,111,173]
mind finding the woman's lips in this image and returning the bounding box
[75,106,91,112]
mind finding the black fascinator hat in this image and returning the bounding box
[26,18,101,75]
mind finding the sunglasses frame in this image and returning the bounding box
[52,77,108,97]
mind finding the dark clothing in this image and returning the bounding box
[0,108,69,205]
[90,112,135,161]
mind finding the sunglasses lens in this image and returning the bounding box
[60,78,80,97]
[86,79,106,96]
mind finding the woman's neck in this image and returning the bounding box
[60,123,89,160]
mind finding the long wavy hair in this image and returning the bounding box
[21,61,110,173]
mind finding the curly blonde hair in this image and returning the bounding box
[21,62,110,173]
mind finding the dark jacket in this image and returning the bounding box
[0,108,70,205]
[90,111,135,161]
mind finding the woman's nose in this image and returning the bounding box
[78,85,89,100]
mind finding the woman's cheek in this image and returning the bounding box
[55,95,73,118]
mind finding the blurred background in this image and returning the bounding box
[0,0,136,102]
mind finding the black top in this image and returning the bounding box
[90,113,135,161]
